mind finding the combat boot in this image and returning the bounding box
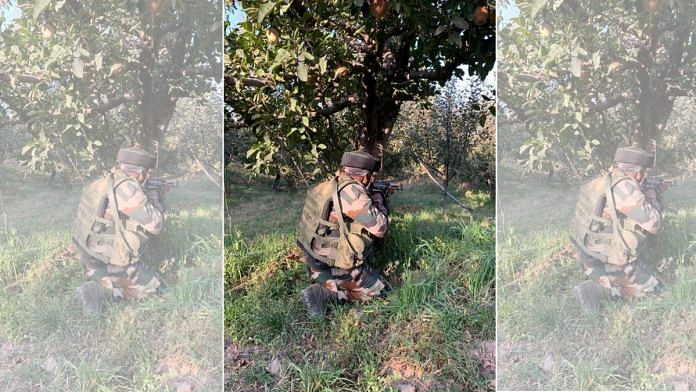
[76,281,113,315]
[301,283,338,319]
[573,280,612,315]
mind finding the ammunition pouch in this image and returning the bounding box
[334,221,373,270]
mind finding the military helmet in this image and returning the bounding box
[341,150,378,171]
[117,147,154,169]
[614,146,652,168]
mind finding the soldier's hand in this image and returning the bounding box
[645,188,658,202]
[146,189,165,212]
[372,192,389,215]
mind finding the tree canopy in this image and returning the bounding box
[226,0,495,179]
[499,0,694,176]
[0,0,221,175]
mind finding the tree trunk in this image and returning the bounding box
[357,97,400,169]
[356,50,402,169]
[135,26,190,167]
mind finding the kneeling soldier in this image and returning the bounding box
[570,146,662,314]
[72,147,165,314]
[297,150,390,318]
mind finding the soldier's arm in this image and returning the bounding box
[340,184,389,238]
[114,181,165,235]
[613,179,662,234]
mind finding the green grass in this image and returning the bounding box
[0,167,222,391]
[497,160,696,391]
[225,171,496,391]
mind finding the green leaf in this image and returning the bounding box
[574,112,583,122]
[33,0,52,19]
[318,56,327,74]
[452,16,468,30]
[296,62,308,82]
[434,25,448,36]
[302,116,309,127]
[72,58,84,78]
[447,32,462,48]
[531,0,549,17]
[257,2,277,23]
[272,48,292,68]
[592,51,601,70]
[94,53,103,71]
[570,57,581,77]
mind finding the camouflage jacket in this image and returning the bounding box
[606,169,662,234]
[106,170,165,235]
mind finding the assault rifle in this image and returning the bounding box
[369,181,403,215]
[144,177,178,194]
[641,176,675,194]
[369,181,403,199]
[641,176,675,207]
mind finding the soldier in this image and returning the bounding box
[296,150,391,318]
[570,146,662,314]
[72,147,165,315]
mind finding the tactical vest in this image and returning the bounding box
[72,170,149,266]
[570,172,646,265]
[297,176,374,270]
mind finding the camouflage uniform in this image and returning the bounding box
[578,168,662,298]
[79,169,164,300]
[305,176,388,301]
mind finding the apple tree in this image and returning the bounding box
[0,0,221,176]
[226,0,495,180]
[499,0,695,176]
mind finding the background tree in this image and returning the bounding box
[0,0,221,175]
[392,76,495,205]
[499,0,695,177]
[226,0,495,180]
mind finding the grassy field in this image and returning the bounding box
[497,161,696,391]
[0,166,223,391]
[225,172,496,391]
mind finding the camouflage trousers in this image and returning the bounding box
[304,253,385,302]
[80,251,161,300]
[578,251,659,298]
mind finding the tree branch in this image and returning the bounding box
[87,90,138,113]
[310,95,363,117]
[0,71,45,84]
[588,91,635,113]
[224,73,272,87]
[407,52,471,81]
[183,66,221,79]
